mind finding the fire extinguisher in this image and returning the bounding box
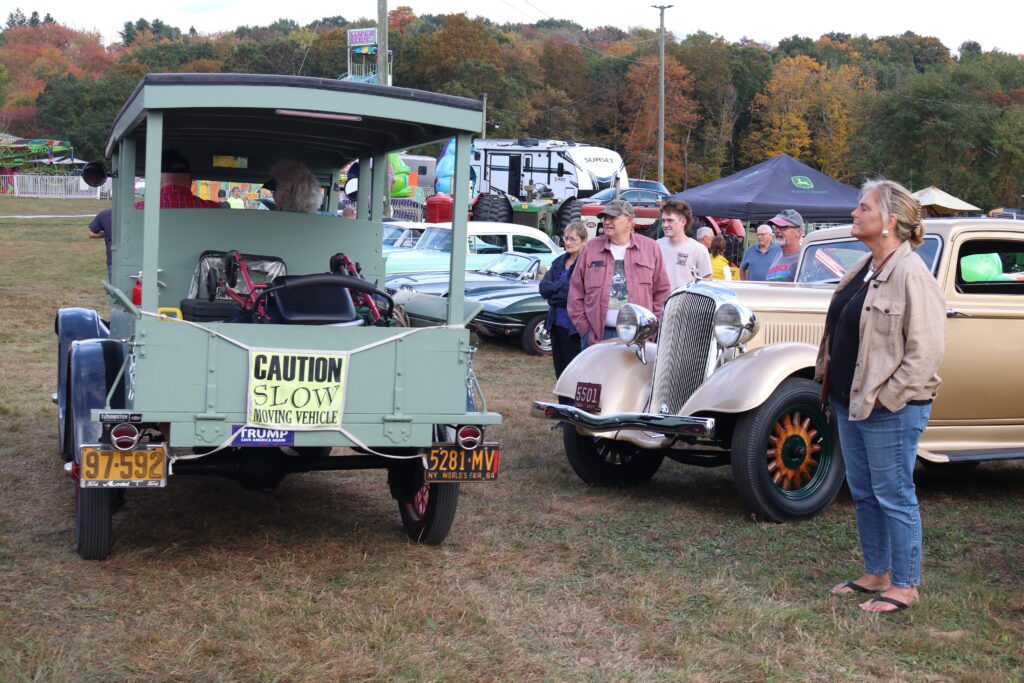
[131,272,142,305]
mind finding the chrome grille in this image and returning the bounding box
[651,291,717,414]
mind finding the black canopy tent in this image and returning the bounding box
[670,153,861,224]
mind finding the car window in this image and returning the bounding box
[395,229,423,247]
[956,239,1024,294]
[511,234,552,254]
[797,235,941,283]
[415,227,453,252]
[382,226,404,246]
[635,190,661,203]
[620,190,641,202]
[590,188,616,201]
[469,233,507,254]
[479,252,534,276]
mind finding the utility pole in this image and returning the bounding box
[481,92,488,138]
[377,0,388,85]
[652,4,672,186]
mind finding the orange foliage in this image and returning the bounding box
[622,57,698,188]
[0,24,115,107]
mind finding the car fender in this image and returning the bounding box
[67,339,126,463]
[553,340,657,414]
[56,308,108,441]
[680,343,818,416]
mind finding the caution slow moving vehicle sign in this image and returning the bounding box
[247,349,348,430]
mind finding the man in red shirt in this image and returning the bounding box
[134,149,221,209]
[567,199,671,348]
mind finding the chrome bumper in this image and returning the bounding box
[531,401,715,437]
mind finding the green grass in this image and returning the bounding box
[0,206,1022,680]
[0,196,110,216]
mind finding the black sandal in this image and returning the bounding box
[831,581,878,595]
[865,595,909,612]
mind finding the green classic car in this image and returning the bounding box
[57,73,502,559]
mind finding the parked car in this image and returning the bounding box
[387,252,551,356]
[629,179,670,194]
[533,218,1024,522]
[579,187,670,236]
[57,73,502,560]
[383,220,428,253]
[385,221,562,275]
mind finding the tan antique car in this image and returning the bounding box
[532,218,1024,521]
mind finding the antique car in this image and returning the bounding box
[385,221,562,275]
[533,218,1024,521]
[386,252,551,356]
[56,73,502,560]
[382,220,428,252]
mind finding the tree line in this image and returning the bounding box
[1,8,1022,208]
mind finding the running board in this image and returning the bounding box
[936,449,1024,464]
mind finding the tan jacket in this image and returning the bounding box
[815,239,945,421]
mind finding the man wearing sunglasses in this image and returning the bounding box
[764,209,805,282]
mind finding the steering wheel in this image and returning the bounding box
[249,273,395,323]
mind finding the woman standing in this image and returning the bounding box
[817,179,946,613]
[539,221,588,379]
[708,235,733,281]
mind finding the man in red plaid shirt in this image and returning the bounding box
[134,149,221,210]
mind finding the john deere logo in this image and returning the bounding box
[791,175,814,189]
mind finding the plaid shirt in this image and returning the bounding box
[134,184,222,209]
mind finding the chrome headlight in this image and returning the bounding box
[616,304,658,346]
[713,303,759,348]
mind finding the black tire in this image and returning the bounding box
[731,378,845,522]
[67,395,113,560]
[471,194,513,223]
[556,199,582,231]
[76,485,114,560]
[397,469,460,545]
[563,424,664,486]
[521,314,552,356]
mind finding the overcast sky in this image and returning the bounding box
[20,0,1024,55]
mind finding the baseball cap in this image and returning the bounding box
[768,209,804,229]
[161,148,191,174]
[597,199,635,219]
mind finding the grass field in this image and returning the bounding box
[1,203,1022,681]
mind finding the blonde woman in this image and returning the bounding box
[709,235,733,281]
[817,180,945,613]
[539,220,588,379]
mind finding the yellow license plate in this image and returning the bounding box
[426,444,500,482]
[80,446,167,488]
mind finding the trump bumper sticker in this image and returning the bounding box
[246,349,348,430]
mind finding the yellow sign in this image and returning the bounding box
[247,349,348,430]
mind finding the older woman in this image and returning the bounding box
[539,220,588,379]
[270,160,323,213]
[817,179,945,613]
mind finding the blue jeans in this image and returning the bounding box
[580,327,616,349]
[831,400,931,588]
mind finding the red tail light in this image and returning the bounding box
[111,423,140,451]
[456,425,482,450]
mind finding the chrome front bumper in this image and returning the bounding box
[531,401,715,437]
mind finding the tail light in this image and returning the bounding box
[456,425,482,450]
[111,423,141,451]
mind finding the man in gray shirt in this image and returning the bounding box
[656,199,712,291]
[765,209,805,282]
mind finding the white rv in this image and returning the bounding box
[471,139,628,201]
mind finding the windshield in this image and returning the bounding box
[797,235,942,283]
[383,226,404,246]
[479,253,533,277]
[415,227,453,252]
[589,188,617,201]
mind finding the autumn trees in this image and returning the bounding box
[2,11,1022,206]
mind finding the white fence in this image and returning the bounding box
[0,174,112,199]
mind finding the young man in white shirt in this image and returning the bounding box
[656,199,712,290]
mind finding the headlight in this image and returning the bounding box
[713,303,759,348]
[616,304,658,345]
[399,284,416,292]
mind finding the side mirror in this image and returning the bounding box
[557,162,565,178]
[81,161,108,188]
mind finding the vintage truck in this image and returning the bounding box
[56,73,501,559]
[534,218,1024,521]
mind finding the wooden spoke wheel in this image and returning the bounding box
[767,411,823,493]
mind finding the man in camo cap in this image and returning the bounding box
[568,199,671,348]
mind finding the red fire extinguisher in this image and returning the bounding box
[131,272,142,305]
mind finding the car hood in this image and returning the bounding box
[386,270,531,295]
[722,280,837,314]
[473,284,546,313]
